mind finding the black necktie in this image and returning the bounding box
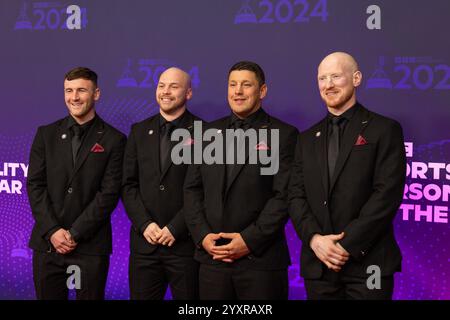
[226,119,250,185]
[328,116,343,180]
[160,121,174,173]
[71,125,83,165]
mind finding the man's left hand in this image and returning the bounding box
[210,232,250,263]
[157,226,176,247]
[336,242,349,256]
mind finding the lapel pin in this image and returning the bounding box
[149,130,154,135]
[316,131,321,137]
[61,134,67,139]
[362,120,368,124]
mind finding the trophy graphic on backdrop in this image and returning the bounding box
[234,0,257,24]
[117,59,138,88]
[11,232,30,259]
[14,2,32,30]
[366,56,393,89]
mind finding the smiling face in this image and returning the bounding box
[228,70,267,119]
[317,52,362,115]
[64,78,99,124]
[156,68,192,120]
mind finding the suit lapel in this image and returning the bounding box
[141,116,160,181]
[69,117,105,183]
[329,105,371,194]
[314,119,329,196]
[58,117,74,173]
[214,120,227,198]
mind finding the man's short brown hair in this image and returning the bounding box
[64,67,98,87]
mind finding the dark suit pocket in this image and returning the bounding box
[87,152,109,170]
[89,152,108,159]
[351,144,374,152]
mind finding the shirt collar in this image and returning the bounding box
[327,102,359,123]
[67,113,97,130]
[159,110,186,128]
[229,107,265,128]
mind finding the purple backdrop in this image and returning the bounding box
[0,0,449,299]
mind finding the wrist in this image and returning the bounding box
[310,233,320,249]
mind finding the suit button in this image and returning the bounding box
[68,187,73,194]
[159,185,165,191]
[323,201,327,206]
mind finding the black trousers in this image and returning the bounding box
[304,269,394,300]
[129,247,199,300]
[32,250,109,300]
[199,263,288,300]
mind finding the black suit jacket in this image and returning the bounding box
[122,110,201,256]
[288,103,406,279]
[184,109,298,270]
[27,115,126,255]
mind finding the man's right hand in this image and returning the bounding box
[310,232,350,272]
[50,228,77,255]
[201,233,222,256]
[143,222,162,245]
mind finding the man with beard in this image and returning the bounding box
[123,67,201,299]
[288,52,406,299]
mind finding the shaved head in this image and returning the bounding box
[159,67,192,88]
[317,52,362,115]
[318,52,359,74]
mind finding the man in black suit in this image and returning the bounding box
[122,67,200,300]
[288,52,406,299]
[184,61,298,300]
[27,67,126,300]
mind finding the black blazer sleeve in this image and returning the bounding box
[27,127,61,237]
[122,126,153,233]
[339,120,406,260]
[71,132,126,240]
[167,207,188,240]
[183,163,212,246]
[288,133,323,246]
[240,127,298,256]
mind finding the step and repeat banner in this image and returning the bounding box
[0,0,448,299]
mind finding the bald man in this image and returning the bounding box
[288,52,406,299]
[122,67,201,299]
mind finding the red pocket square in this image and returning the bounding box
[355,135,367,146]
[255,141,270,150]
[183,138,195,146]
[91,143,105,153]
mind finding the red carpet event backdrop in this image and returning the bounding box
[0,0,448,299]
